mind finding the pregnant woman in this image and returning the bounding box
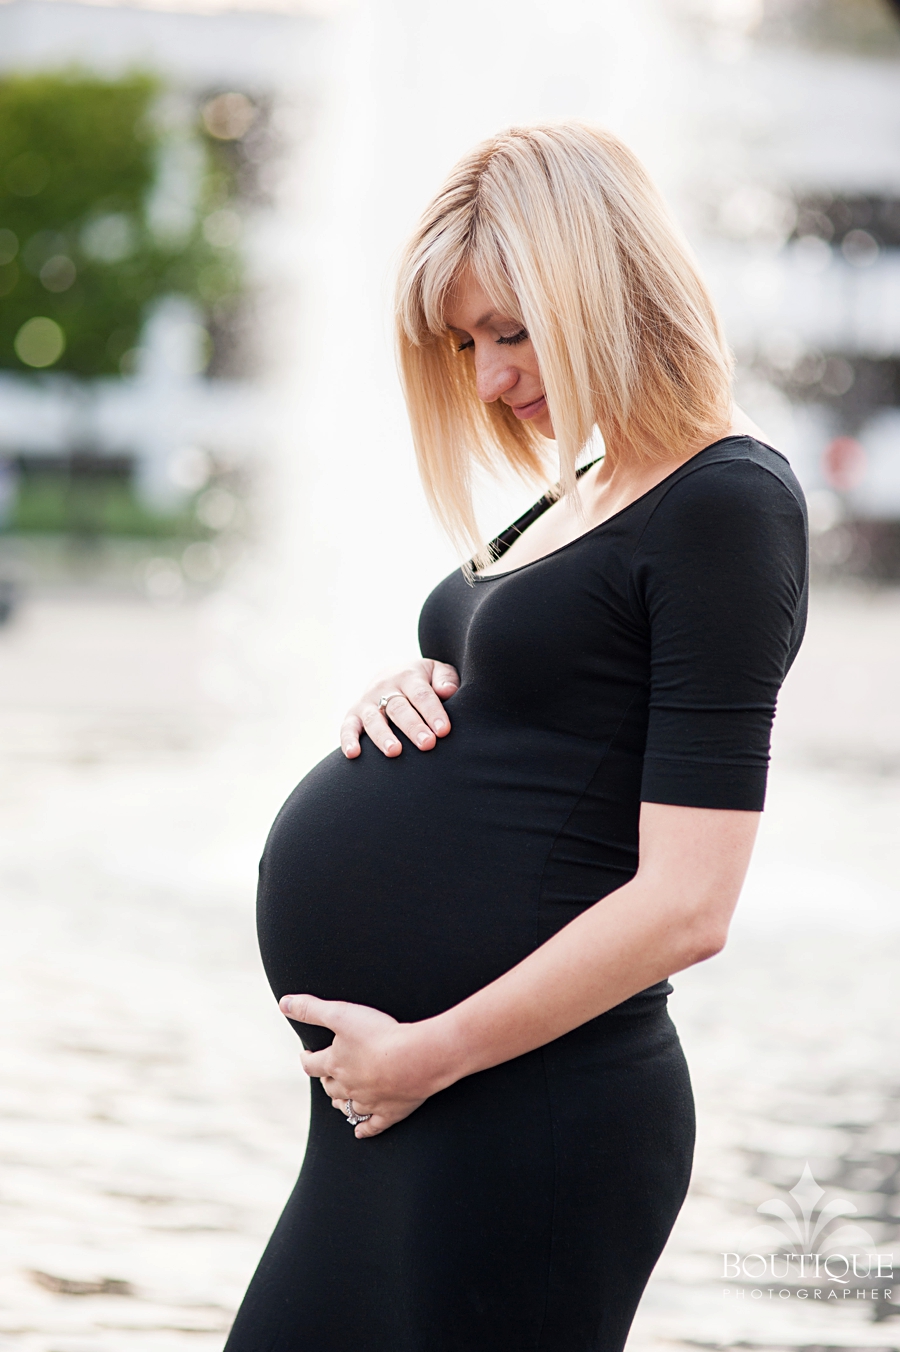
[224,122,808,1352]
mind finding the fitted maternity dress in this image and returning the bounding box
[224,434,809,1352]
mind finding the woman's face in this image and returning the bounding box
[444,269,554,438]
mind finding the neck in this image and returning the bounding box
[585,423,734,508]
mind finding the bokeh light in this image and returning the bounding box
[201,92,257,142]
[13,315,65,367]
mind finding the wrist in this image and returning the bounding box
[401,1009,472,1098]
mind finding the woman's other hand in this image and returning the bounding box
[281,994,452,1139]
[340,659,459,759]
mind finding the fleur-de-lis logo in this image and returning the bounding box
[744,1162,876,1255]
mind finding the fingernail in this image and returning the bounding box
[417,732,431,746]
[386,741,398,752]
[280,996,293,1014]
[434,719,446,731]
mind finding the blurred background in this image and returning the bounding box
[1,0,900,1349]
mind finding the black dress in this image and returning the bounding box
[225,435,808,1352]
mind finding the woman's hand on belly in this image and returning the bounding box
[280,993,450,1138]
[340,659,459,759]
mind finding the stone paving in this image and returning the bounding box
[0,586,899,1351]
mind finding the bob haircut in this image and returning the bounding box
[395,120,734,566]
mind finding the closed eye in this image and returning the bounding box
[496,329,528,346]
[455,328,527,353]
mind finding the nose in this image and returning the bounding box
[474,346,520,404]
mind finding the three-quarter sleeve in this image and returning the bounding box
[632,458,808,811]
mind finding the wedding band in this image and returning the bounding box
[378,693,403,714]
[344,1099,371,1127]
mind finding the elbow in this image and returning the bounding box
[685,916,730,965]
[670,883,739,966]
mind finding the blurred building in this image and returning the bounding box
[679,0,900,574]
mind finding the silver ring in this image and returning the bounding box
[377,692,403,715]
[344,1099,371,1127]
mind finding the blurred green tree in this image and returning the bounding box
[0,71,239,376]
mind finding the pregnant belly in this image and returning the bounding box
[256,715,645,1049]
[257,726,556,1045]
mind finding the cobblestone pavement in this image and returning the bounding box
[0,586,899,1352]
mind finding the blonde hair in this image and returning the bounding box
[394,120,734,564]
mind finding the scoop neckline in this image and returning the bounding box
[471,435,766,584]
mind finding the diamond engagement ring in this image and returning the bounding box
[377,693,403,715]
[344,1099,371,1127]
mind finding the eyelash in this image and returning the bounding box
[456,328,528,353]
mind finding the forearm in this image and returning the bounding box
[419,872,721,1092]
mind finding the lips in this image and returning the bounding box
[509,394,547,420]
